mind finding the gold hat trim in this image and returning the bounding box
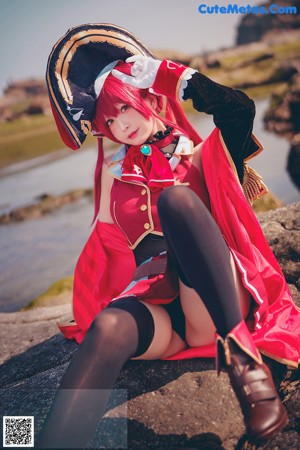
[46,24,153,147]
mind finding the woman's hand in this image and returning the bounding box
[113,56,196,102]
[112,56,162,89]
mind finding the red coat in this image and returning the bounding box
[109,135,210,249]
[59,128,300,368]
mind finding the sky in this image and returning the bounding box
[0,0,259,94]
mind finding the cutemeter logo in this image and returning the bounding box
[198,3,298,15]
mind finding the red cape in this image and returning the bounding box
[59,129,300,367]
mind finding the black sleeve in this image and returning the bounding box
[182,72,260,183]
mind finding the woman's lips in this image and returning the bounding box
[128,129,138,139]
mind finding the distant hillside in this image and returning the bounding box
[3,79,47,97]
[236,0,300,45]
[0,27,299,124]
[0,79,50,122]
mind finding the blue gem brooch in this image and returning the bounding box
[140,144,151,156]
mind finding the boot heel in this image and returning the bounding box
[218,321,288,443]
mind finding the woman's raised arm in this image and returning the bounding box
[182,73,259,182]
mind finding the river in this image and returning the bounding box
[0,99,299,312]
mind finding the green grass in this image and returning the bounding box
[0,114,95,167]
[220,40,300,70]
[22,275,74,310]
[204,38,300,91]
[272,40,300,58]
[0,130,63,166]
[0,114,52,137]
[220,51,272,70]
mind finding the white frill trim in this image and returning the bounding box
[179,68,197,101]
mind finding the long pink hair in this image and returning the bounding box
[91,62,202,223]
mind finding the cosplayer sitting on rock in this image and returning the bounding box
[37,24,300,448]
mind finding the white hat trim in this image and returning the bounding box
[94,60,120,98]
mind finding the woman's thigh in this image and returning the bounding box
[132,301,187,360]
[181,252,251,347]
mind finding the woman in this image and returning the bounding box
[38,24,300,448]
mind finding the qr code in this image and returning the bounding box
[3,416,34,447]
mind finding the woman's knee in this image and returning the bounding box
[87,308,135,345]
[158,186,204,218]
[87,299,157,358]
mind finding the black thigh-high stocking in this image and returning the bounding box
[157,185,242,337]
[37,298,154,449]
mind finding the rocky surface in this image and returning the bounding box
[263,70,300,190]
[0,204,299,449]
[236,0,300,46]
[264,72,300,138]
[0,189,93,224]
[257,202,300,293]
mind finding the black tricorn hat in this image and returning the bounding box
[46,23,155,150]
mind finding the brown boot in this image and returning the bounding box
[216,320,288,444]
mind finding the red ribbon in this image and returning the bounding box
[121,144,175,192]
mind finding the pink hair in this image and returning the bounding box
[91,62,202,223]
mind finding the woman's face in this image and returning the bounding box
[104,102,163,146]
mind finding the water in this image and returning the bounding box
[0,100,299,312]
[0,146,100,312]
[0,198,94,311]
[0,147,97,214]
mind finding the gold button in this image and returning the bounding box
[140,204,147,211]
[144,223,150,230]
[141,189,147,195]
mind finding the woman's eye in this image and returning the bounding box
[121,105,129,113]
[106,119,113,127]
